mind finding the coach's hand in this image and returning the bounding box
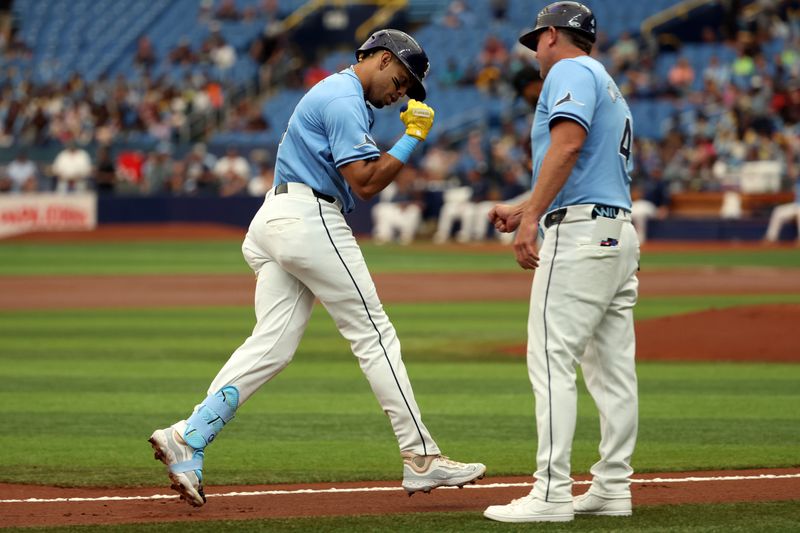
[400,100,435,141]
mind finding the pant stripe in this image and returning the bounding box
[316,200,429,455]
[542,220,562,502]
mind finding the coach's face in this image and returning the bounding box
[367,51,412,108]
[534,27,557,79]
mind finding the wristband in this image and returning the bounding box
[387,134,420,164]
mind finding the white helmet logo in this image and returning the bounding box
[568,14,582,28]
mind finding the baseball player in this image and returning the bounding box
[148,28,485,507]
[483,2,640,522]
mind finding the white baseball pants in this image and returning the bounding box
[372,202,422,244]
[764,203,800,242]
[527,205,640,503]
[207,182,440,456]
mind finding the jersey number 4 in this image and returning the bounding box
[618,117,632,163]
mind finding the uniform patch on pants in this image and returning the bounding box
[592,216,622,246]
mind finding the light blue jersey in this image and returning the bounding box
[531,55,634,211]
[274,68,381,213]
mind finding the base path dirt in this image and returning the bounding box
[2,268,800,310]
[501,304,800,363]
[0,469,797,528]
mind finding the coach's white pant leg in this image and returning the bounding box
[580,224,640,498]
[207,233,315,405]
[273,197,439,456]
[527,219,621,503]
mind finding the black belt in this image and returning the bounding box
[274,182,336,204]
[543,204,630,229]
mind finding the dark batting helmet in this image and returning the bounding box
[518,1,597,52]
[356,29,430,101]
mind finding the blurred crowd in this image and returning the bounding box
[2,0,800,243]
[0,141,276,197]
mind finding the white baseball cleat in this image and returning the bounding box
[484,493,574,522]
[401,453,486,495]
[573,491,632,516]
[148,423,206,507]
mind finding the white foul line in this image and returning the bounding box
[1,474,798,504]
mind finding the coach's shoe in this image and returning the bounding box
[484,493,574,523]
[149,421,206,507]
[401,453,486,495]
[573,491,632,516]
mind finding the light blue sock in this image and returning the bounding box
[183,386,239,449]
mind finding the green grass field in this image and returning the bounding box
[1,239,798,531]
[1,240,799,275]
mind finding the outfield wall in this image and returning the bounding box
[1,194,795,241]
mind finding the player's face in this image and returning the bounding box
[369,53,412,108]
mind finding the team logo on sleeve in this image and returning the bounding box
[354,134,377,149]
[554,92,584,108]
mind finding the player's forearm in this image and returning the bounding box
[523,143,581,222]
[342,153,405,200]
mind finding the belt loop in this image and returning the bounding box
[275,183,288,195]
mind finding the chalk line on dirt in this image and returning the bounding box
[2,474,798,504]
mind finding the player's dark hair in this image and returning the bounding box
[561,29,593,54]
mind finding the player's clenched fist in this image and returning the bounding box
[400,100,435,141]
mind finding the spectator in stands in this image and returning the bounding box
[625,60,660,98]
[779,80,800,124]
[303,59,331,89]
[511,65,544,108]
[215,0,242,21]
[226,100,269,132]
[52,143,93,193]
[188,165,221,196]
[214,146,250,184]
[0,169,10,193]
[115,149,146,193]
[436,0,476,29]
[609,31,638,72]
[703,55,731,88]
[490,0,508,21]
[668,57,696,96]
[258,0,286,23]
[474,35,509,94]
[142,145,174,195]
[731,45,756,87]
[439,57,465,87]
[134,36,157,70]
[169,37,198,65]
[209,32,237,71]
[372,167,424,245]
[248,161,274,197]
[6,150,39,193]
[164,160,188,195]
[94,146,117,195]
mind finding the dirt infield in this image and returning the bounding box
[1,225,798,527]
[1,469,798,528]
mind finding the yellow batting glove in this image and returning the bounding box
[400,100,435,141]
